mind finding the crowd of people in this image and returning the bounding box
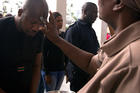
[0,13,12,18]
[0,0,140,93]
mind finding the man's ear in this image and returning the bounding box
[113,0,125,12]
[18,9,23,16]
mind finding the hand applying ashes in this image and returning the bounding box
[44,11,60,43]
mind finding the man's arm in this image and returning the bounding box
[53,37,98,75]
[29,53,42,93]
[45,12,98,75]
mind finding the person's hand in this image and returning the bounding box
[45,11,60,43]
[0,88,6,93]
[45,75,52,84]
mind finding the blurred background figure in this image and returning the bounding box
[5,13,12,17]
[0,13,3,18]
[38,12,66,93]
[64,2,100,92]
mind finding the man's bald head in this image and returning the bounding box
[82,2,97,13]
[81,2,97,24]
[22,0,48,19]
[15,0,49,36]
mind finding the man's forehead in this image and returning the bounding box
[23,0,49,19]
[25,11,48,19]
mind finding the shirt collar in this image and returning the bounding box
[101,21,140,57]
[78,19,92,27]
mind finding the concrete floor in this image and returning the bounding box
[60,76,70,91]
[44,76,70,93]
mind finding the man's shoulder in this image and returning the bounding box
[0,17,14,24]
[68,21,78,29]
[68,20,92,32]
[0,17,16,36]
[0,17,14,28]
[66,21,80,33]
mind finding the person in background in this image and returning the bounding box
[45,0,140,92]
[5,13,12,17]
[0,13,3,18]
[43,12,65,91]
[64,2,99,92]
[0,0,48,93]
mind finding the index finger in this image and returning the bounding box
[49,11,56,24]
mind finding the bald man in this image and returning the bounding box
[0,0,48,93]
[45,0,140,93]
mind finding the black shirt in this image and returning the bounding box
[43,32,65,74]
[65,19,100,92]
[0,17,44,93]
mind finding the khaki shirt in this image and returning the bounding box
[78,21,140,93]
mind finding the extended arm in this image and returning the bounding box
[45,12,98,75]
